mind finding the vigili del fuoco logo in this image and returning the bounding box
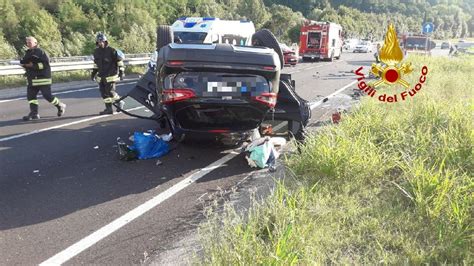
[354,24,428,102]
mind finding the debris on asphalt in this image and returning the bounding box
[131,131,170,160]
[117,137,138,161]
[33,170,39,173]
[269,137,286,147]
[250,128,261,141]
[117,131,171,161]
[158,133,173,142]
[260,123,273,135]
[244,137,280,169]
[332,111,342,124]
[155,159,163,166]
[93,146,99,149]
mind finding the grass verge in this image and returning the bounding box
[199,55,473,264]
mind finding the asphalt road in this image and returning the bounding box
[0,51,374,265]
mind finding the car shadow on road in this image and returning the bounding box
[0,118,232,230]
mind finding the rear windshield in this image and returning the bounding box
[165,72,271,96]
[174,31,207,44]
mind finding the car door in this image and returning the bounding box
[114,69,162,120]
[265,73,311,135]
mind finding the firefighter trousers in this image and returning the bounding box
[99,80,120,104]
[26,85,61,114]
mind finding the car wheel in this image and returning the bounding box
[156,25,173,51]
[252,29,284,69]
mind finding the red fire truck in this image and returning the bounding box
[299,20,343,61]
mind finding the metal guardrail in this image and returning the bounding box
[0,53,152,76]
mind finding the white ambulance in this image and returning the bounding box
[171,17,255,46]
[148,17,256,70]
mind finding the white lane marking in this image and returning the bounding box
[0,81,137,104]
[310,80,357,109]
[40,151,240,265]
[0,106,144,142]
[271,79,356,132]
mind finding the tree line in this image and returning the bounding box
[0,0,472,59]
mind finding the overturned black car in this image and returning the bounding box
[117,27,310,144]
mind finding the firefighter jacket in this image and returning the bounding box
[92,46,125,83]
[20,47,52,87]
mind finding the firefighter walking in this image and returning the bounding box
[20,36,66,121]
[91,33,125,115]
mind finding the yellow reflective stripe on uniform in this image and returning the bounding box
[31,78,52,86]
[117,61,125,67]
[103,97,114,103]
[113,94,121,101]
[37,63,44,70]
[51,97,59,105]
[29,99,39,105]
[105,75,119,82]
[93,63,98,69]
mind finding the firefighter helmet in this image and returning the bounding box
[96,33,107,43]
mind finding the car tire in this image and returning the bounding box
[252,29,284,69]
[156,25,173,51]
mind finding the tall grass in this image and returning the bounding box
[199,55,473,264]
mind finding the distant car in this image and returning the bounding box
[343,38,359,51]
[440,42,450,49]
[353,41,373,53]
[280,43,298,66]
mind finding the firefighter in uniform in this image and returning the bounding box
[20,36,66,121]
[91,33,125,115]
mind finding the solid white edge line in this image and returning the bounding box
[0,81,137,104]
[0,106,144,142]
[310,80,357,110]
[39,151,239,266]
[271,79,356,132]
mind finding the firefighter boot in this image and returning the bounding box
[23,103,40,121]
[99,103,113,115]
[56,102,67,117]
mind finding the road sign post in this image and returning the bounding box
[422,22,434,34]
